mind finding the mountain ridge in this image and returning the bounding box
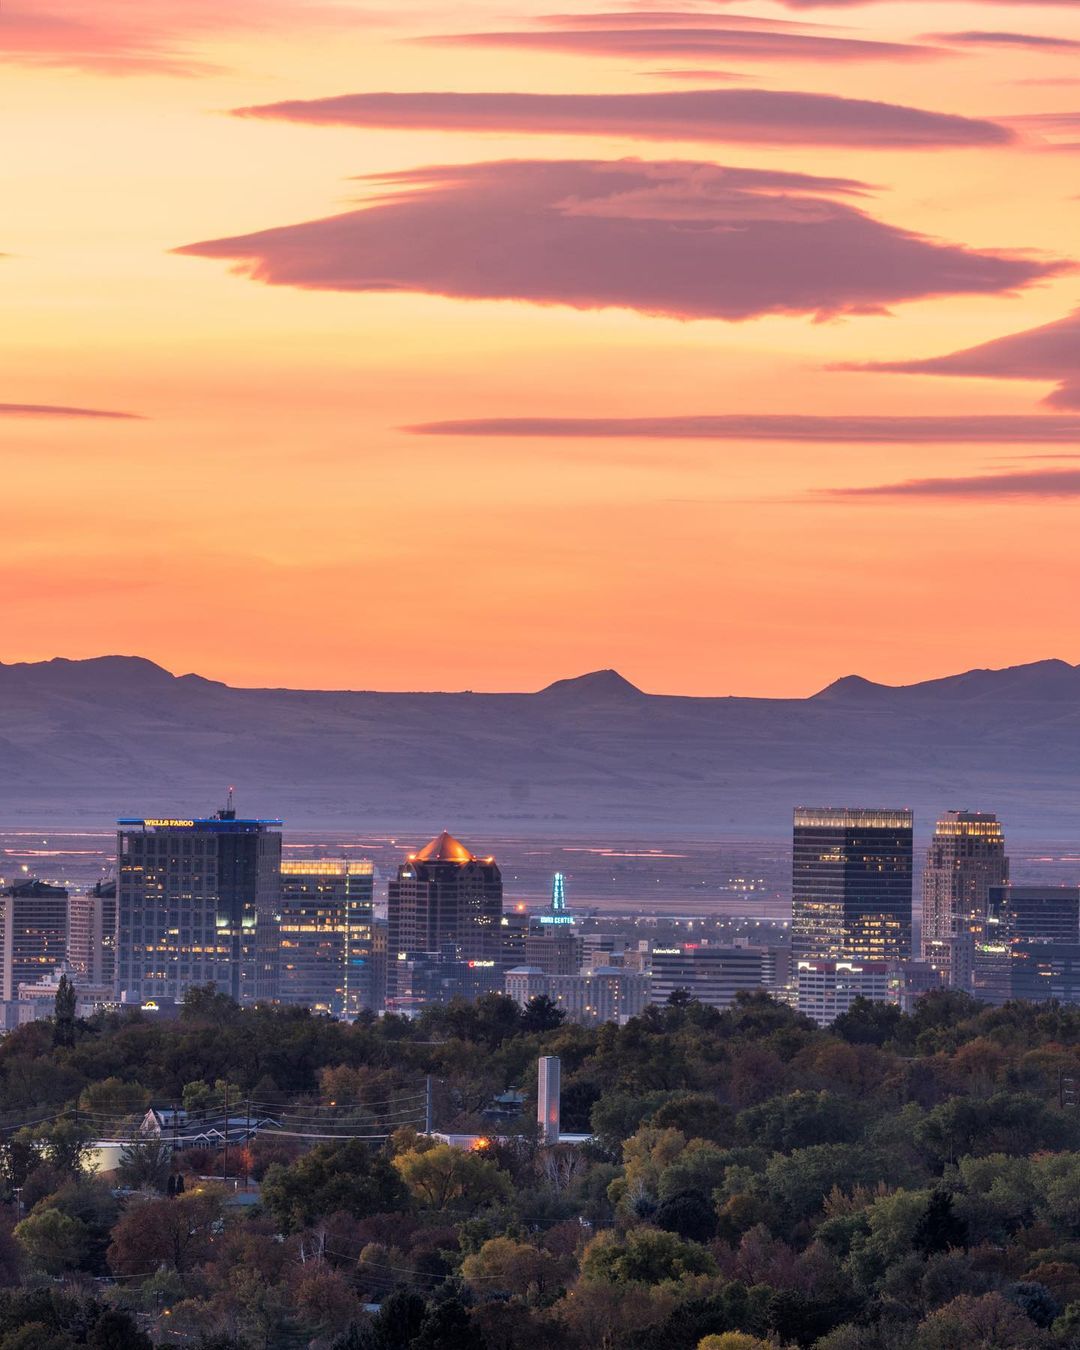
[2,654,1079,836]
[4,653,1078,701]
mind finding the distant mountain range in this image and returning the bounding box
[2,655,1080,837]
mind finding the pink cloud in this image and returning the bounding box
[856,310,1080,409]
[234,89,1013,149]
[175,158,1060,323]
[826,468,1080,498]
[407,414,1080,442]
[537,12,838,31]
[929,29,1080,49]
[0,1,392,76]
[418,25,943,64]
[762,0,1080,8]
[0,403,141,419]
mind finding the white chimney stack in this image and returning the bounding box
[537,1055,561,1144]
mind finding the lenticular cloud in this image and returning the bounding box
[176,158,1060,322]
[857,309,1080,409]
[234,89,1013,149]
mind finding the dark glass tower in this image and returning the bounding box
[974,885,1080,1005]
[792,807,914,961]
[387,831,503,997]
[0,880,68,1001]
[116,804,282,1006]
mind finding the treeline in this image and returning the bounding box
[3,989,1080,1348]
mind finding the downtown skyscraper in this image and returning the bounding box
[116,803,282,1007]
[387,831,503,1002]
[792,807,914,962]
[921,810,1009,987]
[279,858,377,1017]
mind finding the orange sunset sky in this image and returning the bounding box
[5,0,1080,696]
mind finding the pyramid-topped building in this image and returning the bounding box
[388,831,503,1011]
[411,830,475,865]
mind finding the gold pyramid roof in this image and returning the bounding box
[412,830,475,864]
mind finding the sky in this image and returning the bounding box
[4,0,1080,696]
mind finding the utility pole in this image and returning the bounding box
[424,1076,434,1135]
[222,1083,229,1184]
[245,1097,251,1192]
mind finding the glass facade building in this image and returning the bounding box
[0,880,68,1002]
[116,808,282,1006]
[279,859,376,1017]
[792,807,914,961]
[387,831,503,1003]
[921,811,1008,985]
[973,885,1080,1005]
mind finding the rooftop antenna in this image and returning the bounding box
[220,786,236,821]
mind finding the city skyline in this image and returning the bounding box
[6,0,1080,696]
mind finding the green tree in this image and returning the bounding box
[411,1299,485,1350]
[370,1289,426,1350]
[181,985,239,1025]
[831,996,904,1047]
[579,1226,716,1284]
[913,1189,968,1257]
[650,1094,734,1145]
[13,1209,89,1276]
[520,996,565,1035]
[392,1143,511,1214]
[33,1120,94,1180]
[737,1091,864,1153]
[117,1139,173,1193]
[85,1312,152,1350]
[52,978,77,1050]
[460,1236,571,1299]
[261,1140,407,1231]
[654,1190,717,1243]
[698,1336,773,1350]
[0,1326,75,1350]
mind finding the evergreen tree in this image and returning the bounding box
[53,977,76,1050]
[912,1189,968,1257]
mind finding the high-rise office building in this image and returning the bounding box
[387,831,503,999]
[68,879,117,988]
[989,885,1080,945]
[0,880,68,1002]
[921,811,1008,986]
[973,885,1080,1005]
[792,808,914,962]
[278,859,375,1017]
[116,805,282,1007]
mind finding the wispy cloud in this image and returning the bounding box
[176,158,1061,323]
[771,0,1080,9]
[927,29,1080,50]
[234,89,1013,149]
[0,1,393,76]
[0,402,142,420]
[407,414,1080,442]
[853,309,1080,409]
[826,468,1080,498]
[417,23,942,64]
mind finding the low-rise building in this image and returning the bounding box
[649,944,766,1009]
[796,958,897,1027]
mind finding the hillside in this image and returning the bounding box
[1,656,1079,836]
